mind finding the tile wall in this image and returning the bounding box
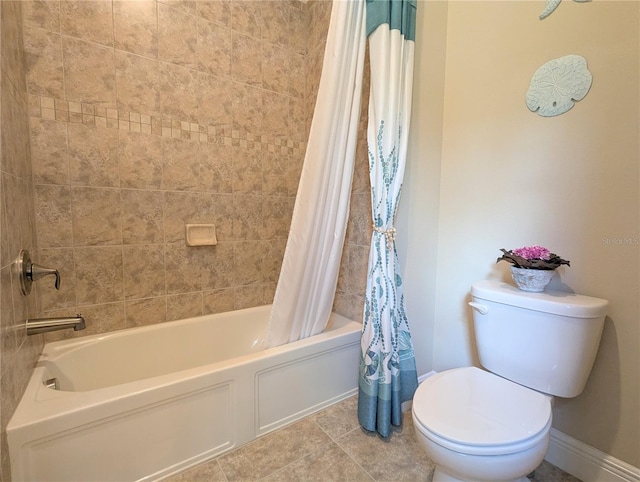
[0,1,44,478]
[335,55,371,324]
[23,0,369,340]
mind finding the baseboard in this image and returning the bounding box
[546,428,640,482]
[418,370,438,383]
[402,371,438,412]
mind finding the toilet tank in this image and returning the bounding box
[470,280,608,398]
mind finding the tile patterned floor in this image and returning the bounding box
[164,395,581,482]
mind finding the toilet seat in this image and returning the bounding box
[412,367,552,456]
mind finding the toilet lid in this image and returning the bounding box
[413,367,551,448]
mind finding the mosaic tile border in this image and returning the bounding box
[29,94,306,157]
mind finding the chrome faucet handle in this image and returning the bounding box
[28,262,61,289]
[18,250,61,295]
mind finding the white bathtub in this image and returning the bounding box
[8,305,361,481]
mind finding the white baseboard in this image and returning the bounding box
[418,370,438,383]
[402,371,438,412]
[546,428,640,482]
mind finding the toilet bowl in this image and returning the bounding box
[412,367,552,482]
[411,281,608,482]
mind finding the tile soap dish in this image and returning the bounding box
[185,224,217,246]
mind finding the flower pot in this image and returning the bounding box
[510,266,555,292]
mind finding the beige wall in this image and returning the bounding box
[0,2,44,478]
[397,0,448,376]
[402,0,638,467]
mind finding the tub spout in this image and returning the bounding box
[26,315,86,335]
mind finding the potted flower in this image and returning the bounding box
[497,245,570,292]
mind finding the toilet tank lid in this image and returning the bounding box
[471,280,608,318]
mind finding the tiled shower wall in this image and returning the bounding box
[335,61,371,324]
[26,0,370,340]
[0,1,43,478]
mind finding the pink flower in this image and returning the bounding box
[512,245,551,260]
[497,246,569,270]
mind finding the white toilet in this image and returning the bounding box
[412,280,608,482]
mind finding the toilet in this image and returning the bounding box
[412,280,608,482]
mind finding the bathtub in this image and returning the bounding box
[7,305,361,482]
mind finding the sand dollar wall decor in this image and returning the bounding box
[526,54,593,117]
[539,0,591,20]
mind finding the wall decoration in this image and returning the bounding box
[539,0,591,20]
[526,54,593,117]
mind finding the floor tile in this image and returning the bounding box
[311,394,360,440]
[217,418,332,480]
[337,412,435,481]
[167,395,583,482]
[531,460,583,482]
[264,442,373,482]
[163,459,226,482]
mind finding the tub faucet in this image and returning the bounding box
[26,315,86,336]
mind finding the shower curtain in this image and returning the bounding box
[358,0,418,437]
[265,0,367,347]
